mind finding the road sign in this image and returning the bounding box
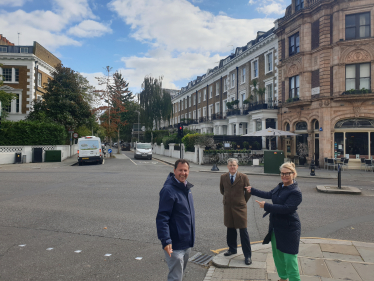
[108,149,112,153]
[73,133,78,138]
[68,130,74,134]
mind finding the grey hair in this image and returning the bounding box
[227,158,238,165]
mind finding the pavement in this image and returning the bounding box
[2,151,374,280]
[205,238,374,281]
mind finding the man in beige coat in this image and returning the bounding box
[220,158,252,265]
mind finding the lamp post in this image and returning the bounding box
[135,110,140,143]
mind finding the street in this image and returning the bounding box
[0,151,373,280]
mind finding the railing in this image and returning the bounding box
[227,109,241,116]
[211,113,226,120]
[341,89,372,96]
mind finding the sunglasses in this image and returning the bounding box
[280,172,294,177]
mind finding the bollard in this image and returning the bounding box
[338,164,341,189]
[310,159,316,176]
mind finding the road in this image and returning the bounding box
[0,151,373,280]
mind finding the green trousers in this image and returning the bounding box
[271,232,301,281]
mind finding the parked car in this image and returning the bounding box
[134,143,152,160]
[112,142,118,148]
[121,142,131,151]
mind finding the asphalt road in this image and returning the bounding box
[0,151,373,281]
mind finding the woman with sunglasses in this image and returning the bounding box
[246,162,302,281]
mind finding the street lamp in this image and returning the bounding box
[135,110,140,143]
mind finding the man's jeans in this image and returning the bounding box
[164,248,191,281]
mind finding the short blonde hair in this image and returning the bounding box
[280,162,297,178]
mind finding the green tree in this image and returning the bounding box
[27,64,92,130]
[139,76,173,130]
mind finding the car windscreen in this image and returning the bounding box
[79,140,100,150]
[136,144,151,149]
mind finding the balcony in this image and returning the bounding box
[334,89,374,102]
[211,113,226,120]
[283,96,312,108]
[341,89,372,96]
[199,116,210,123]
[226,109,241,117]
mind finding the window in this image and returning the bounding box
[193,110,196,119]
[188,112,191,119]
[2,68,12,82]
[216,82,220,95]
[203,89,206,101]
[295,0,304,11]
[231,73,235,88]
[215,102,220,113]
[0,46,7,53]
[209,105,213,117]
[346,12,370,40]
[37,72,42,87]
[289,75,300,98]
[346,63,371,91]
[193,95,196,105]
[289,33,300,56]
[266,83,273,103]
[241,68,246,83]
[241,93,246,106]
[16,94,20,113]
[198,92,201,103]
[198,108,201,118]
[252,60,258,78]
[185,98,187,109]
[203,107,206,117]
[224,78,228,91]
[266,53,273,72]
[179,101,181,111]
[209,86,212,99]
[223,100,227,112]
[20,47,28,53]
[15,69,19,82]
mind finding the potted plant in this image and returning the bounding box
[297,143,308,165]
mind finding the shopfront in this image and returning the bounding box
[334,119,374,159]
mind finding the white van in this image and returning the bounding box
[134,142,152,160]
[77,136,103,165]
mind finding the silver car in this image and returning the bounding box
[134,143,152,160]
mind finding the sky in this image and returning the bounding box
[0,0,288,94]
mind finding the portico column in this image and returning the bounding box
[262,118,266,149]
[219,125,223,135]
[236,122,240,135]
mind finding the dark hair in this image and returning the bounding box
[174,159,190,169]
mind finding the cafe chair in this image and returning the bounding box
[361,158,366,170]
[341,158,349,170]
[327,158,337,170]
[365,159,374,172]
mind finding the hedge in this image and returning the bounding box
[0,120,67,145]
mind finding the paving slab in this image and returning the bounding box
[322,252,363,262]
[267,272,279,281]
[299,257,331,278]
[355,246,374,263]
[266,253,276,273]
[300,276,322,281]
[351,263,374,281]
[220,268,266,280]
[229,259,266,269]
[300,239,352,245]
[352,241,374,248]
[251,243,272,252]
[299,243,324,258]
[320,278,345,281]
[320,243,360,256]
[325,260,362,281]
[251,252,268,262]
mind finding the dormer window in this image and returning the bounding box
[20,47,28,53]
[295,0,304,11]
[0,46,7,53]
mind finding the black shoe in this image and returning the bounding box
[223,250,237,256]
[245,257,252,265]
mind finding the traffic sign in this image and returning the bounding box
[108,149,112,153]
[68,130,74,134]
[73,133,78,138]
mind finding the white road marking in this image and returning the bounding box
[104,253,112,257]
[74,250,82,253]
[46,248,54,251]
[18,245,26,247]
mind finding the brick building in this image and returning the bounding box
[0,35,60,121]
[170,29,279,149]
[276,0,374,167]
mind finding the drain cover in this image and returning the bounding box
[189,252,213,266]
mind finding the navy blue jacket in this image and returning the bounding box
[251,181,302,255]
[156,173,195,250]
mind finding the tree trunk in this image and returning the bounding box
[117,129,120,154]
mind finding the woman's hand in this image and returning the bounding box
[245,186,252,193]
[255,200,265,208]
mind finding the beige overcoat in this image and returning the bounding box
[220,172,251,229]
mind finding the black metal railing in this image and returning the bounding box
[211,113,226,120]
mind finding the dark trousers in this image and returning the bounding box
[227,227,252,258]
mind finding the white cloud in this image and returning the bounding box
[0,0,31,7]
[108,0,274,53]
[257,2,285,15]
[248,0,256,4]
[68,20,112,38]
[0,0,109,50]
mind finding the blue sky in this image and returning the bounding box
[0,0,288,93]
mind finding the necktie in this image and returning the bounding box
[230,175,234,184]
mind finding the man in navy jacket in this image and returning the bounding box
[156,159,195,281]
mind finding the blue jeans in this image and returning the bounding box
[164,248,191,281]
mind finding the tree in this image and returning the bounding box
[27,64,92,131]
[139,76,173,130]
[0,64,17,119]
[96,70,132,153]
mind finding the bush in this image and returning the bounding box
[243,141,249,149]
[145,130,169,143]
[181,133,200,152]
[155,136,163,145]
[162,134,178,149]
[231,142,236,149]
[0,120,67,145]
